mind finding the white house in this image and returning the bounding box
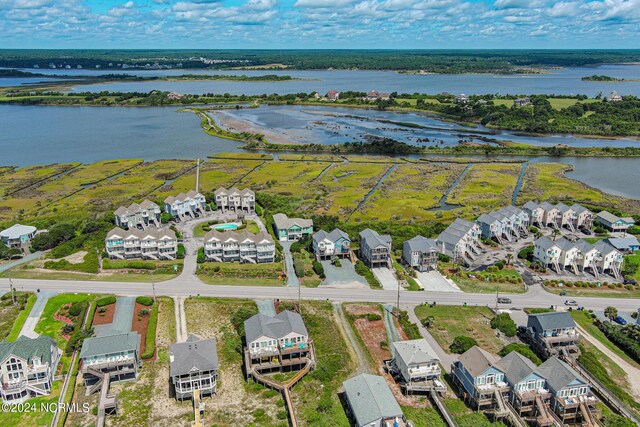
[164,190,206,221]
[390,339,441,384]
[213,187,255,214]
[523,201,544,227]
[105,227,178,260]
[594,241,623,279]
[113,200,161,229]
[533,236,563,272]
[203,230,275,264]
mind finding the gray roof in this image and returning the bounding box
[437,230,464,247]
[534,236,558,251]
[106,226,176,241]
[495,351,537,385]
[392,339,440,366]
[523,201,540,211]
[555,202,573,214]
[313,228,349,244]
[596,210,620,223]
[458,346,500,377]
[556,238,576,251]
[605,237,640,251]
[80,332,140,359]
[404,236,438,253]
[537,357,585,391]
[477,213,501,226]
[203,229,273,244]
[170,334,218,377]
[244,310,308,345]
[594,240,619,255]
[273,213,313,230]
[574,239,596,253]
[527,312,575,333]
[343,374,404,426]
[164,190,203,205]
[539,202,556,211]
[0,224,37,239]
[450,218,477,233]
[0,335,57,365]
[359,228,391,248]
[571,204,589,215]
[214,187,254,197]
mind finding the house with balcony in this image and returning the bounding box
[80,332,142,387]
[556,238,582,274]
[451,346,509,413]
[402,236,439,272]
[536,357,598,425]
[203,230,275,264]
[0,336,60,404]
[496,351,553,425]
[571,204,593,230]
[594,240,623,279]
[342,373,409,427]
[244,310,314,374]
[477,213,505,243]
[574,240,601,277]
[539,202,560,229]
[170,335,218,401]
[437,218,482,264]
[213,187,255,214]
[533,236,566,273]
[272,213,313,242]
[105,227,178,261]
[359,228,392,268]
[596,211,635,232]
[605,237,640,253]
[387,339,443,393]
[555,203,577,231]
[524,312,580,359]
[523,201,545,228]
[113,200,161,229]
[164,190,206,221]
[0,224,37,253]
[312,228,351,261]
[326,90,340,101]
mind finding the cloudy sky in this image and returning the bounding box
[1,0,639,48]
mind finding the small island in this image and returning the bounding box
[582,74,639,82]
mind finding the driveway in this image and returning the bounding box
[256,299,276,316]
[19,291,54,338]
[94,296,135,336]
[281,241,299,287]
[415,270,462,293]
[0,251,45,274]
[320,260,368,289]
[372,268,400,291]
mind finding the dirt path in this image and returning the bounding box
[576,325,640,399]
[332,302,373,374]
[174,296,187,342]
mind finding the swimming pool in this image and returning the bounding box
[214,223,239,231]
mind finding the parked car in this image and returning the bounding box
[623,278,637,285]
[614,316,627,325]
[559,290,567,296]
[581,228,592,236]
[497,297,512,304]
[564,299,578,306]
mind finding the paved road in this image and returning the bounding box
[4,276,639,313]
[0,251,45,274]
[281,241,299,287]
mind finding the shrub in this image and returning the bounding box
[141,304,158,359]
[598,322,640,362]
[354,260,382,289]
[398,310,421,340]
[160,212,173,224]
[312,259,325,278]
[334,259,342,267]
[293,257,305,278]
[518,245,534,261]
[499,343,542,365]
[450,336,478,354]
[231,305,259,337]
[139,309,150,317]
[176,244,185,259]
[96,295,116,307]
[136,296,154,306]
[197,247,205,264]
[68,301,87,317]
[62,324,75,334]
[491,313,517,337]
[366,313,382,321]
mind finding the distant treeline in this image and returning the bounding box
[2,49,640,73]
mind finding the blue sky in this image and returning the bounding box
[1,0,640,48]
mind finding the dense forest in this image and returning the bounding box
[1,49,640,73]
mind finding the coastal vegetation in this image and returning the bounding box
[3,49,640,73]
[582,75,639,82]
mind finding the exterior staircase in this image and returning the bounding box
[611,264,621,280]
[534,395,553,427]
[552,259,562,274]
[590,260,600,278]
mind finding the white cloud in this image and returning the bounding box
[294,0,356,8]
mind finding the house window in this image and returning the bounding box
[579,387,587,395]
[477,376,485,385]
[527,380,536,390]
[486,374,495,384]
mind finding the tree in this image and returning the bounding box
[449,336,478,354]
[604,306,618,321]
[551,228,561,241]
[506,253,513,267]
[491,313,517,337]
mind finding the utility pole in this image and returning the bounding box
[495,280,499,312]
[396,277,400,318]
[195,158,200,194]
[298,283,301,314]
[152,282,157,305]
[9,270,16,305]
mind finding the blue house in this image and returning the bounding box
[312,228,350,261]
[477,213,504,242]
[451,346,509,412]
[536,357,597,424]
[605,237,640,254]
[273,214,313,242]
[596,211,635,232]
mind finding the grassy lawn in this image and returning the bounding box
[448,267,526,294]
[444,397,507,426]
[492,98,597,110]
[197,261,286,286]
[291,301,357,426]
[209,152,273,160]
[0,292,34,340]
[5,293,37,341]
[1,268,179,283]
[625,251,640,282]
[352,163,465,222]
[194,219,261,237]
[402,405,446,427]
[570,310,640,367]
[0,380,62,427]
[414,304,502,353]
[544,283,640,299]
[184,297,286,426]
[34,293,96,349]
[447,163,520,213]
[239,161,327,197]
